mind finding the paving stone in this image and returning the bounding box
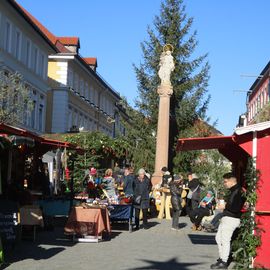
[4,217,224,270]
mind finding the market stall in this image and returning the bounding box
[64,205,111,242]
[110,204,134,232]
[0,123,83,247]
[176,121,270,269]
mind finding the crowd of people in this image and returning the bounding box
[82,163,245,269]
[160,169,245,269]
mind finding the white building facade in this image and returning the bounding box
[0,0,57,133]
[47,53,121,137]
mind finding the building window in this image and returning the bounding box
[33,47,39,74]
[5,21,12,53]
[40,53,45,78]
[261,91,265,108]
[74,74,78,91]
[26,40,31,68]
[85,83,89,100]
[74,110,78,126]
[31,100,36,129]
[15,29,21,60]
[79,113,84,128]
[89,85,93,102]
[68,107,72,130]
[68,69,73,87]
[80,79,84,96]
[23,102,27,125]
[38,104,43,131]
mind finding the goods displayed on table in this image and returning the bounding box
[64,191,134,242]
[64,205,111,242]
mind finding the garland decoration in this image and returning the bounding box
[232,158,261,269]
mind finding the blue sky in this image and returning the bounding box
[17,0,270,135]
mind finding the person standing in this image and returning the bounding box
[133,168,151,230]
[169,175,183,230]
[123,166,135,196]
[102,169,116,198]
[186,177,201,215]
[210,173,245,269]
[161,167,172,187]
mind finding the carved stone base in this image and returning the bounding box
[157,84,173,97]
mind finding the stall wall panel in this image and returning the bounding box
[256,136,270,211]
[255,215,270,268]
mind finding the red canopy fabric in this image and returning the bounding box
[176,135,250,163]
[177,136,235,151]
[0,123,83,153]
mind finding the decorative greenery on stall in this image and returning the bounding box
[45,132,130,193]
[232,158,261,269]
[191,149,231,195]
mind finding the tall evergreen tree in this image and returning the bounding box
[133,0,210,172]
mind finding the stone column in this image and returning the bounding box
[151,84,173,185]
[151,44,174,186]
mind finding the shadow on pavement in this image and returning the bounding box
[188,234,216,245]
[146,221,160,228]
[103,231,122,241]
[128,258,202,270]
[0,263,11,270]
[6,245,65,262]
[2,226,75,267]
[179,222,188,229]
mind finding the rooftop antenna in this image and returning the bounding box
[233,90,250,93]
[240,74,263,78]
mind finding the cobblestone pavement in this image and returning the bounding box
[3,217,223,270]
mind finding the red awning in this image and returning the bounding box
[41,138,74,148]
[177,135,235,151]
[0,123,83,154]
[41,138,84,154]
[176,135,251,163]
[0,123,42,142]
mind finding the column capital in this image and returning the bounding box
[157,84,173,97]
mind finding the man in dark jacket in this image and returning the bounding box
[161,167,173,187]
[211,173,245,269]
[186,177,201,215]
[123,166,135,196]
[133,168,151,230]
[169,175,183,230]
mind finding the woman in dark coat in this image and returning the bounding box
[133,168,151,230]
[169,175,183,230]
